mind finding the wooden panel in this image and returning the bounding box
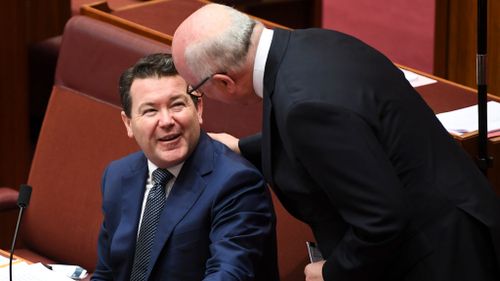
[446,1,476,91]
[0,1,30,253]
[433,0,450,77]
[81,0,290,46]
[434,0,500,97]
[225,0,322,28]
[0,0,70,188]
[489,0,500,97]
[27,0,70,42]
[0,0,31,188]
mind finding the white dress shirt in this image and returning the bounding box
[253,27,274,99]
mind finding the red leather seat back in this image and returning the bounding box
[21,14,173,272]
[22,87,138,271]
[55,15,170,106]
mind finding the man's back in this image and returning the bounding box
[261,27,500,280]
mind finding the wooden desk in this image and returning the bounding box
[81,0,288,45]
[80,0,500,195]
[0,249,29,267]
[402,66,500,195]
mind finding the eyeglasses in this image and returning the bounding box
[186,72,226,98]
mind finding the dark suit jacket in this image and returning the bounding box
[92,132,279,281]
[240,28,500,281]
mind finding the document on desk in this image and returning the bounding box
[436,101,500,136]
[0,256,10,267]
[0,262,73,281]
[400,68,437,88]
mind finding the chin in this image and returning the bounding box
[154,158,184,168]
[153,150,188,168]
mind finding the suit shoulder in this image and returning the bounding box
[211,138,262,175]
[105,150,145,172]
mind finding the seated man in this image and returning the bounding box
[91,53,279,281]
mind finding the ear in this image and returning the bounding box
[121,111,134,139]
[196,97,203,125]
[212,73,237,95]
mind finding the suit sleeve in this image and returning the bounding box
[286,101,410,281]
[91,167,113,281]
[239,133,263,171]
[203,168,276,281]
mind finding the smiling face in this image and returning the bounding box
[121,75,203,168]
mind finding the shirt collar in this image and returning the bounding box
[253,27,274,99]
[147,160,183,183]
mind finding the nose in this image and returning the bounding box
[157,109,174,127]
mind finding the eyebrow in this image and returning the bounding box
[168,93,191,105]
[136,93,190,110]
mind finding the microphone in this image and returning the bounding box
[9,184,32,281]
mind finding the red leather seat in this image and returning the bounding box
[0,15,170,279]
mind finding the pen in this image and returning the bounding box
[42,263,52,270]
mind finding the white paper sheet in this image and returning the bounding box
[0,262,73,281]
[0,256,10,267]
[400,68,437,88]
[436,101,500,136]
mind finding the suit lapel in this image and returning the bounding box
[116,154,148,276]
[145,132,213,279]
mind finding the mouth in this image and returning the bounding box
[158,133,181,143]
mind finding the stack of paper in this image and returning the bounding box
[0,262,74,281]
[0,256,11,268]
[436,101,500,137]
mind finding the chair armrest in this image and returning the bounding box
[0,187,19,211]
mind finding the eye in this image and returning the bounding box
[170,101,187,112]
[141,108,157,116]
[169,95,189,112]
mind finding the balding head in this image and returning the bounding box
[173,4,231,80]
[172,4,262,104]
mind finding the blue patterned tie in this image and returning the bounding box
[130,168,173,281]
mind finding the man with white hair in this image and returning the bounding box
[173,4,500,281]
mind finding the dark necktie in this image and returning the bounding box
[130,168,173,281]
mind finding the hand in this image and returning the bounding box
[208,132,241,154]
[304,260,325,281]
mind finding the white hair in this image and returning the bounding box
[185,4,257,80]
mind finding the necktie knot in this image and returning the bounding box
[152,168,173,187]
